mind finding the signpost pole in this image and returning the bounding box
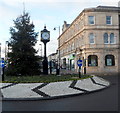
[79,66,81,78]
[77,59,82,78]
[2,67,5,81]
[1,59,5,81]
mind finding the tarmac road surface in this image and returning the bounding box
[1,74,119,112]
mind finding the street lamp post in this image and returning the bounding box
[54,26,61,75]
[41,26,50,75]
[53,26,60,37]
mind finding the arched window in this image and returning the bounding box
[88,55,98,66]
[89,33,95,44]
[104,33,108,44]
[105,55,115,66]
[110,33,114,44]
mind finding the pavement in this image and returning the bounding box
[0,75,110,101]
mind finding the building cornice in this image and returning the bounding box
[84,6,120,13]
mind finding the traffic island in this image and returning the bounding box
[0,75,110,101]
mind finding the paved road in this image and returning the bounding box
[1,75,119,112]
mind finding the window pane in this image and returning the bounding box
[106,16,111,25]
[88,55,98,66]
[107,59,112,66]
[88,16,94,24]
[110,33,114,43]
[104,33,108,43]
[89,33,94,44]
[105,55,115,66]
[91,58,96,66]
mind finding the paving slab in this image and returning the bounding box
[39,81,83,97]
[0,83,12,89]
[92,76,110,86]
[1,83,43,98]
[75,78,104,91]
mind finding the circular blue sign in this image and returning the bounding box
[77,60,82,67]
[1,60,5,68]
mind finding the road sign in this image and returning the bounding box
[77,60,82,67]
[1,60,5,68]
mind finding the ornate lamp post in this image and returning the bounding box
[41,26,50,75]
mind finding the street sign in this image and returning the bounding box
[77,60,82,78]
[77,60,82,67]
[0,60,5,68]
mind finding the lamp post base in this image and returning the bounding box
[42,58,48,75]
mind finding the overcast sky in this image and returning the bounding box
[0,0,119,58]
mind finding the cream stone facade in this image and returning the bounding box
[58,6,120,75]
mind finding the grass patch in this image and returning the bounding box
[1,74,93,83]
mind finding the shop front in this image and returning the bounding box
[61,53,75,71]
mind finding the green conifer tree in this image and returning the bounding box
[6,12,40,76]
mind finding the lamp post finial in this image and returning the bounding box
[44,24,46,29]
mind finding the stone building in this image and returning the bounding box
[58,6,120,75]
[48,52,58,70]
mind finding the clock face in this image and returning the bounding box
[42,32,50,40]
